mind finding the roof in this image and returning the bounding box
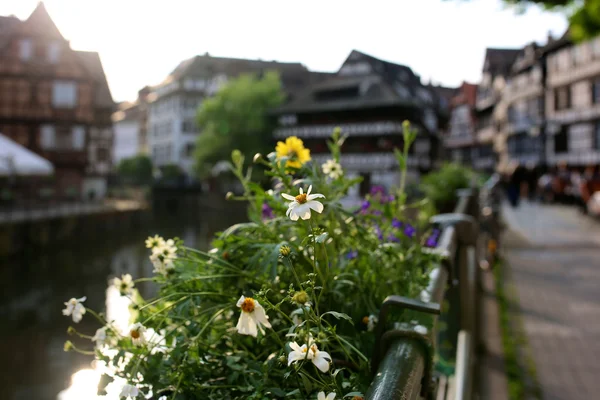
[483,48,521,77]
[77,51,115,109]
[159,53,311,93]
[273,50,435,114]
[0,133,54,176]
[451,82,478,108]
[15,2,64,40]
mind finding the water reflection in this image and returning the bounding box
[0,205,245,400]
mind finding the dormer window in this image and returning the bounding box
[20,39,33,61]
[47,41,60,64]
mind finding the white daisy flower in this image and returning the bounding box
[120,383,139,398]
[145,235,164,249]
[129,323,147,346]
[281,185,325,221]
[287,338,332,373]
[152,239,177,260]
[113,274,134,296]
[322,159,343,179]
[145,328,172,354]
[62,296,86,323]
[318,392,336,400]
[150,255,175,277]
[235,295,272,337]
[92,327,107,347]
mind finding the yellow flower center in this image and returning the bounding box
[121,283,128,290]
[302,347,308,353]
[295,193,307,204]
[241,298,255,313]
[362,316,370,325]
[130,329,140,339]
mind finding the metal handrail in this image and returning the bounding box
[367,178,500,400]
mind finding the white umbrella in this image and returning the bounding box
[0,133,54,176]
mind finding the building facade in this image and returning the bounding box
[0,3,114,199]
[445,82,481,167]
[112,86,151,165]
[272,50,450,197]
[147,55,321,179]
[545,33,600,167]
[502,43,545,170]
[474,48,520,173]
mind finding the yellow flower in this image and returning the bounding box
[275,136,311,169]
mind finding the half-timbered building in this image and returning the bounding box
[271,50,450,198]
[0,2,114,199]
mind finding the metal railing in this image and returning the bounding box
[367,176,502,400]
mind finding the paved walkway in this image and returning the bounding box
[502,201,600,400]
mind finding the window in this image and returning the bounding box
[52,81,78,108]
[555,86,571,110]
[72,126,85,149]
[47,42,60,64]
[40,125,56,149]
[20,39,33,61]
[554,127,569,154]
[592,79,600,104]
[184,143,195,158]
[595,122,600,150]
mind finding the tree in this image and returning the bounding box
[193,71,285,178]
[451,1,600,41]
[117,154,153,185]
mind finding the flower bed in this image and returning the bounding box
[63,123,445,400]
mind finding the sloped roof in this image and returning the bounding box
[483,48,521,77]
[274,50,430,114]
[77,51,115,109]
[160,54,312,93]
[16,2,64,39]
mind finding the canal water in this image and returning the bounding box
[0,204,246,400]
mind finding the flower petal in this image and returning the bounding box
[307,193,325,200]
[327,393,336,400]
[299,208,312,220]
[307,185,312,195]
[307,201,324,213]
[281,193,295,201]
[312,354,331,373]
[236,295,246,307]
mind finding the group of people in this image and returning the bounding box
[502,161,600,215]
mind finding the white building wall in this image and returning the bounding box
[113,120,139,165]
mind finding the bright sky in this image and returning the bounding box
[1,0,568,103]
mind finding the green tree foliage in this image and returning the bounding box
[194,71,285,178]
[451,0,600,41]
[117,154,153,185]
[420,163,474,212]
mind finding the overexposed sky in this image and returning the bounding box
[1,0,568,102]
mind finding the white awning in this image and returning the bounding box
[0,133,54,176]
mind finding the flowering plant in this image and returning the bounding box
[64,123,443,399]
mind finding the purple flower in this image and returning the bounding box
[403,224,416,238]
[372,210,382,216]
[392,218,403,229]
[383,194,395,203]
[261,202,274,219]
[370,185,386,196]
[387,234,400,243]
[361,200,371,211]
[425,229,441,247]
[347,250,358,259]
[375,226,383,241]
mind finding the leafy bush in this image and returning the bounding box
[64,124,443,400]
[420,163,474,212]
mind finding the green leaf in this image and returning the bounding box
[321,311,354,323]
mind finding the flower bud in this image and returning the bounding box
[279,245,291,257]
[225,192,234,200]
[402,120,411,130]
[278,355,287,364]
[292,291,309,305]
[317,332,327,341]
[253,153,263,163]
[67,326,76,335]
[63,341,73,352]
